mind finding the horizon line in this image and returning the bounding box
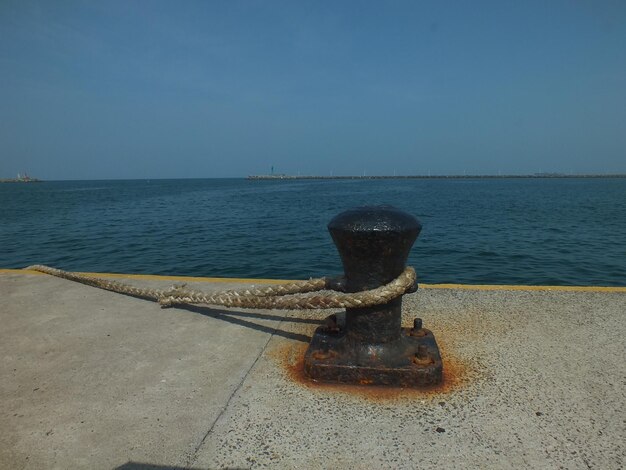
[3,173,626,182]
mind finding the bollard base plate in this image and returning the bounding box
[304,315,443,387]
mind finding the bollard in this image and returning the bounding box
[304,205,443,386]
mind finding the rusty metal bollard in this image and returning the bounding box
[304,205,443,386]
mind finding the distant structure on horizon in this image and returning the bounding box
[247,173,626,181]
[0,172,42,183]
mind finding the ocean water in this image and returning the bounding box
[1,178,625,286]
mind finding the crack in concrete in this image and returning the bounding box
[184,314,285,467]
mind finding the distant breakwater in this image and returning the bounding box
[247,174,626,180]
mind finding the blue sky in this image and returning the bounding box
[1,1,625,179]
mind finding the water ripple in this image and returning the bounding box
[1,178,625,286]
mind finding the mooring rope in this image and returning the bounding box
[24,265,416,310]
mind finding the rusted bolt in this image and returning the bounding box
[311,350,337,360]
[413,345,434,366]
[410,317,427,337]
[303,205,443,387]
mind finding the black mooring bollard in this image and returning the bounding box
[304,205,443,386]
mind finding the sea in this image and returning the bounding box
[1,178,625,286]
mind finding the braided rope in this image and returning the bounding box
[25,265,416,310]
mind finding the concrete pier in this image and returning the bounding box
[1,269,624,469]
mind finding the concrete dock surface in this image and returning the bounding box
[1,270,624,469]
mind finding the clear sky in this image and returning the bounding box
[1,1,625,179]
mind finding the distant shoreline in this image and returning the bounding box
[247,174,626,180]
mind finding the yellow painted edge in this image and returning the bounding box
[1,268,625,292]
[420,283,626,292]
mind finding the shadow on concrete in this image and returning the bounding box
[101,288,325,343]
[177,304,322,343]
[115,462,246,470]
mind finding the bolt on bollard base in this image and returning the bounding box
[305,313,442,386]
[304,206,443,387]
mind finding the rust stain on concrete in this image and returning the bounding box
[268,340,476,402]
